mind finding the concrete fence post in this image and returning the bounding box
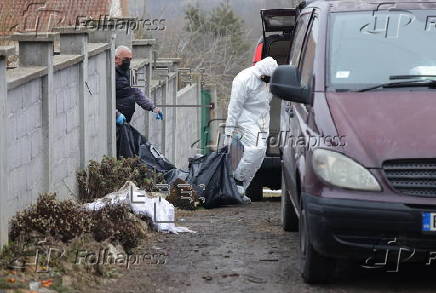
[113,19,134,49]
[0,46,15,247]
[88,30,115,44]
[132,39,155,97]
[54,27,90,168]
[154,59,179,158]
[132,39,155,139]
[170,75,177,163]
[107,33,117,157]
[132,39,155,59]
[161,81,167,156]
[170,67,179,163]
[171,59,181,72]
[89,19,133,51]
[157,58,181,73]
[12,32,57,192]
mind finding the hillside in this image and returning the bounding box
[146,0,298,40]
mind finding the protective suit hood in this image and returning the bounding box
[252,57,278,78]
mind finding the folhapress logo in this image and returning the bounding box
[361,238,415,272]
[360,7,415,39]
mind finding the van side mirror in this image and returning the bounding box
[270,65,311,105]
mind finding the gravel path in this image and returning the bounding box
[89,200,436,293]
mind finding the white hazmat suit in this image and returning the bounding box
[225,57,278,190]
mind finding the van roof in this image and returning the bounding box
[303,0,436,12]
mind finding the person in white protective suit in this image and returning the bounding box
[224,57,278,195]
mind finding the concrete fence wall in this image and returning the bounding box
[0,30,202,246]
[86,51,111,165]
[175,83,201,170]
[52,62,82,198]
[7,75,45,210]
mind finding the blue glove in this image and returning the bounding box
[155,111,164,120]
[116,113,126,125]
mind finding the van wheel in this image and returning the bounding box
[281,175,298,232]
[299,208,335,284]
[246,181,263,201]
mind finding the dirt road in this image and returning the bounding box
[90,200,436,293]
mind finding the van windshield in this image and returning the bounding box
[328,10,436,90]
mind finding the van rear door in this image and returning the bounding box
[260,9,297,65]
[258,9,297,158]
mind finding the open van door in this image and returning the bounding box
[259,8,297,158]
[246,8,297,201]
[261,9,296,34]
[253,9,297,65]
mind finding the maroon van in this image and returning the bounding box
[270,0,436,284]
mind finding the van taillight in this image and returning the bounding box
[252,42,263,65]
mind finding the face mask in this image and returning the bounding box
[120,58,131,71]
[261,75,271,83]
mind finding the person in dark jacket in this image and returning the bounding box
[115,45,162,124]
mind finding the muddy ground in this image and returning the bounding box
[88,200,436,293]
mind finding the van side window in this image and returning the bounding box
[300,16,319,89]
[289,13,311,67]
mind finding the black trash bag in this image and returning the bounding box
[117,124,243,209]
[187,146,243,209]
[116,124,147,159]
[138,143,175,173]
[164,168,189,186]
[117,124,175,172]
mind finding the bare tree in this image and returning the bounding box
[157,2,252,105]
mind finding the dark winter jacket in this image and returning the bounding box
[116,66,155,122]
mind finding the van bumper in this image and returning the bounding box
[303,192,436,264]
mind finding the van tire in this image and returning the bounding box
[281,174,298,232]
[299,208,335,284]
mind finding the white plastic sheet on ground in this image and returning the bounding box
[85,181,196,234]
